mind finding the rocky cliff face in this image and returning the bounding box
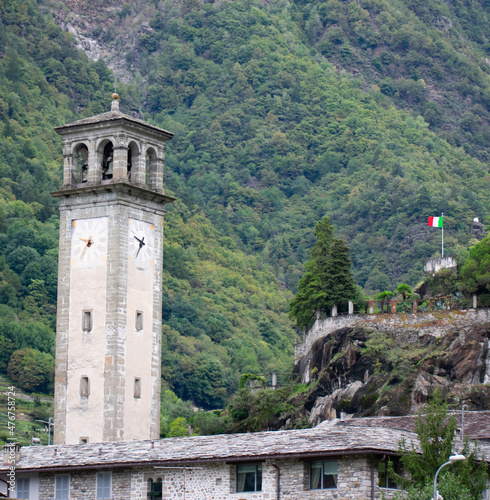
[43,0,150,81]
[288,322,490,428]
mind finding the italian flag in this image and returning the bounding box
[428,216,443,228]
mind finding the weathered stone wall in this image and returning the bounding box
[295,315,364,362]
[424,257,457,274]
[295,308,490,363]
[34,457,404,500]
[39,469,132,499]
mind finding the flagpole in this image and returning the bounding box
[441,212,444,258]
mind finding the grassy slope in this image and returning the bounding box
[0,374,54,446]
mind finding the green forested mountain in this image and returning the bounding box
[0,0,296,409]
[87,0,489,292]
[0,0,489,409]
[0,0,114,395]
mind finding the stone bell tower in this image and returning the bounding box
[52,95,174,445]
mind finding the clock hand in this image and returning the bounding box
[136,237,146,258]
[79,236,93,258]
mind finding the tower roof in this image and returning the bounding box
[55,109,174,140]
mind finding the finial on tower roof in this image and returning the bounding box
[111,93,120,111]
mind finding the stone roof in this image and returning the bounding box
[4,416,489,473]
[3,420,416,473]
[55,110,173,138]
[344,411,490,441]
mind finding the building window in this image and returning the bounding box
[310,460,338,490]
[79,437,89,444]
[237,463,262,492]
[80,376,90,397]
[96,472,112,500]
[16,478,30,499]
[136,311,143,331]
[82,310,92,332]
[134,378,141,398]
[378,458,401,489]
[55,474,70,500]
[147,478,162,500]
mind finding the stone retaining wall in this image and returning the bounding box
[295,308,490,363]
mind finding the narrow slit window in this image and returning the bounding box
[79,437,89,444]
[134,378,141,398]
[136,311,143,331]
[80,376,90,397]
[82,310,92,332]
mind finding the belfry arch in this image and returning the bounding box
[100,140,114,181]
[73,143,89,185]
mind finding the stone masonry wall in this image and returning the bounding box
[39,468,132,499]
[295,308,490,363]
[35,457,404,500]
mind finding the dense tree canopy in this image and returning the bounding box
[459,235,490,295]
[289,217,356,328]
[1,0,490,413]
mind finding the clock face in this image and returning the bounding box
[71,217,108,267]
[128,218,154,265]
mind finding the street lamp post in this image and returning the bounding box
[433,454,466,500]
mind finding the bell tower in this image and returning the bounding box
[52,95,174,444]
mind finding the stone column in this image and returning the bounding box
[316,309,321,321]
[369,300,374,314]
[112,143,128,182]
[473,294,478,309]
[390,300,397,314]
[272,372,277,389]
[413,300,418,313]
[87,140,99,184]
[134,142,146,186]
[129,148,141,185]
[348,300,354,315]
[62,146,74,187]
[149,146,165,192]
[331,304,338,317]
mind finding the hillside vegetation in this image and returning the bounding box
[0,0,489,411]
[0,0,295,410]
[45,0,490,292]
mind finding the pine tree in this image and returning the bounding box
[288,217,356,328]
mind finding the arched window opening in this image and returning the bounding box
[145,147,157,188]
[102,142,114,180]
[127,142,139,182]
[127,149,132,181]
[75,145,89,184]
[145,152,151,187]
[147,478,162,500]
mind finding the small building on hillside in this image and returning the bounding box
[2,414,490,500]
[424,256,457,274]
